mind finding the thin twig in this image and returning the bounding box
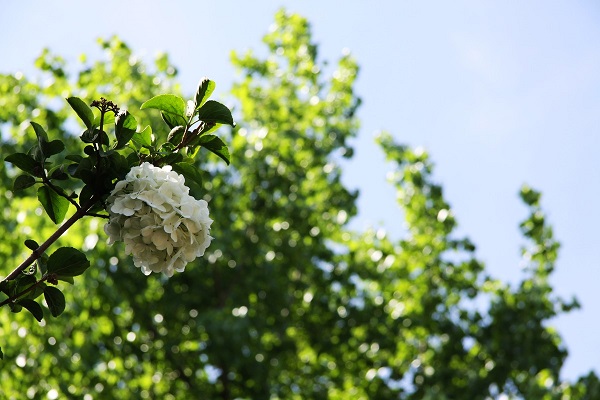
[2,196,98,282]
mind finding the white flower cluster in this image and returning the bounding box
[104,162,213,276]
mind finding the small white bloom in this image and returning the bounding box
[104,162,213,276]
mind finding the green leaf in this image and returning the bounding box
[24,239,39,251]
[198,135,231,165]
[65,154,83,163]
[27,282,46,300]
[13,174,36,191]
[48,165,69,180]
[167,125,185,145]
[47,247,90,277]
[132,125,152,149]
[172,163,203,199]
[159,152,183,166]
[66,97,94,129]
[30,121,49,143]
[0,346,3,360]
[37,186,70,224]
[93,109,116,127]
[44,286,65,317]
[57,276,74,285]
[195,77,216,109]
[13,275,36,298]
[196,100,234,126]
[19,299,44,322]
[5,153,40,176]
[41,140,65,158]
[115,110,138,149]
[38,254,48,275]
[141,94,187,128]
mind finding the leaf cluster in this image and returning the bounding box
[1,76,233,337]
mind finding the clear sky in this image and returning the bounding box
[1,0,599,381]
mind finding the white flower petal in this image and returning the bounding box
[104,162,213,276]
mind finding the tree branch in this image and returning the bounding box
[1,196,98,282]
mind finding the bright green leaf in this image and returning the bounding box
[67,97,95,129]
[195,77,216,109]
[19,299,44,322]
[13,175,36,191]
[37,186,70,224]
[44,286,65,317]
[196,100,234,126]
[46,247,90,277]
[132,125,152,149]
[93,109,115,127]
[141,94,187,128]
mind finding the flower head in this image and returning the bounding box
[104,162,212,276]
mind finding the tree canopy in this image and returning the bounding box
[0,10,598,399]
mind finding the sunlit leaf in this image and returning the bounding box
[195,77,215,109]
[141,94,187,128]
[132,125,152,149]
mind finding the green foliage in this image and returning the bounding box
[0,33,233,365]
[0,9,596,400]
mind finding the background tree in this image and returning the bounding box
[0,10,598,399]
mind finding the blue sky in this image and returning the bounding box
[2,1,599,380]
